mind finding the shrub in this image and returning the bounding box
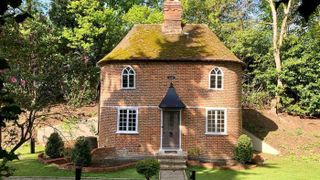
[45,132,64,158]
[71,136,91,166]
[235,134,253,164]
[63,147,73,160]
[136,159,160,180]
[188,147,201,157]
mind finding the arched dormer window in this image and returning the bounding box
[209,67,223,89]
[121,66,135,89]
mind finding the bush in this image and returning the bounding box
[63,147,73,160]
[45,132,64,158]
[71,136,91,166]
[136,159,160,180]
[188,147,201,157]
[235,134,253,164]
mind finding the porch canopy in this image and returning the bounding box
[159,83,186,109]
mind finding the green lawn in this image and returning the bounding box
[190,156,320,180]
[9,145,144,178]
[9,146,320,179]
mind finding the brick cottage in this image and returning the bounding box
[97,0,244,162]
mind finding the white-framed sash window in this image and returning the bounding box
[206,108,227,135]
[117,107,138,134]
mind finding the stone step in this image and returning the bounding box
[158,159,186,165]
[160,164,187,170]
[157,155,187,160]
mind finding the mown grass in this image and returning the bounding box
[9,145,320,179]
[8,145,144,178]
[189,156,320,180]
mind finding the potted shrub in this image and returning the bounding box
[234,134,253,164]
[136,159,160,180]
[45,132,64,158]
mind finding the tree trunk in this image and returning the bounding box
[30,137,35,154]
[268,0,292,113]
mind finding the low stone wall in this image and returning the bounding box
[91,147,117,164]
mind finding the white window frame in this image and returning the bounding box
[205,108,227,135]
[116,107,139,134]
[121,66,136,89]
[209,67,224,90]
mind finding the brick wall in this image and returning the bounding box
[99,61,242,159]
[162,0,182,34]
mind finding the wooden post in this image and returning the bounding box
[30,137,35,154]
[75,167,82,180]
[191,170,196,180]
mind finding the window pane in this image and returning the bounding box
[129,75,134,87]
[207,110,225,133]
[215,68,222,75]
[207,110,215,133]
[128,110,136,131]
[217,76,222,89]
[119,109,127,131]
[122,75,128,88]
[210,75,216,88]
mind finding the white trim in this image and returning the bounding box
[116,106,139,134]
[160,109,163,150]
[205,107,227,135]
[159,110,182,151]
[208,67,224,90]
[120,65,136,90]
[179,110,182,150]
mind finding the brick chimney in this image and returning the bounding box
[162,0,182,34]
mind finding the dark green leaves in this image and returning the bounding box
[0,58,9,70]
[14,12,32,23]
[8,0,22,8]
[298,0,320,21]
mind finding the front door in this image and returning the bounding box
[162,111,180,150]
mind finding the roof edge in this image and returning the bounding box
[97,58,245,66]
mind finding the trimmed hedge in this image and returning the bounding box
[71,136,91,166]
[136,159,160,180]
[45,132,64,158]
[235,134,253,164]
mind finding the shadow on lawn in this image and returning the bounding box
[191,163,279,180]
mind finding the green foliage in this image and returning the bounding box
[122,5,163,26]
[188,147,201,157]
[45,132,64,158]
[71,136,91,167]
[62,0,124,59]
[280,28,320,117]
[235,135,253,164]
[136,159,160,180]
[63,147,73,160]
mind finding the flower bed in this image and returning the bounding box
[38,153,137,173]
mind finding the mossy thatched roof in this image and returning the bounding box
[98,24,243,65]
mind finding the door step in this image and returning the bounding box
[157,151,187,170]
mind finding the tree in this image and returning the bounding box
[267,0,294,111]
[0,15,64,153]
[0,0,30,177]
[62,0,124,60]
[122,5,163,26]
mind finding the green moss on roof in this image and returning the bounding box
[98,24,242,65]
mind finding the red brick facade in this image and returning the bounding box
[98,61,242,160]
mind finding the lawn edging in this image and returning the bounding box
[38,153,137,173]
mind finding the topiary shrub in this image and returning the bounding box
[45,132,64,158]
[136,159,160,180]
[71,136,91,167]
[235,134,253,164]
